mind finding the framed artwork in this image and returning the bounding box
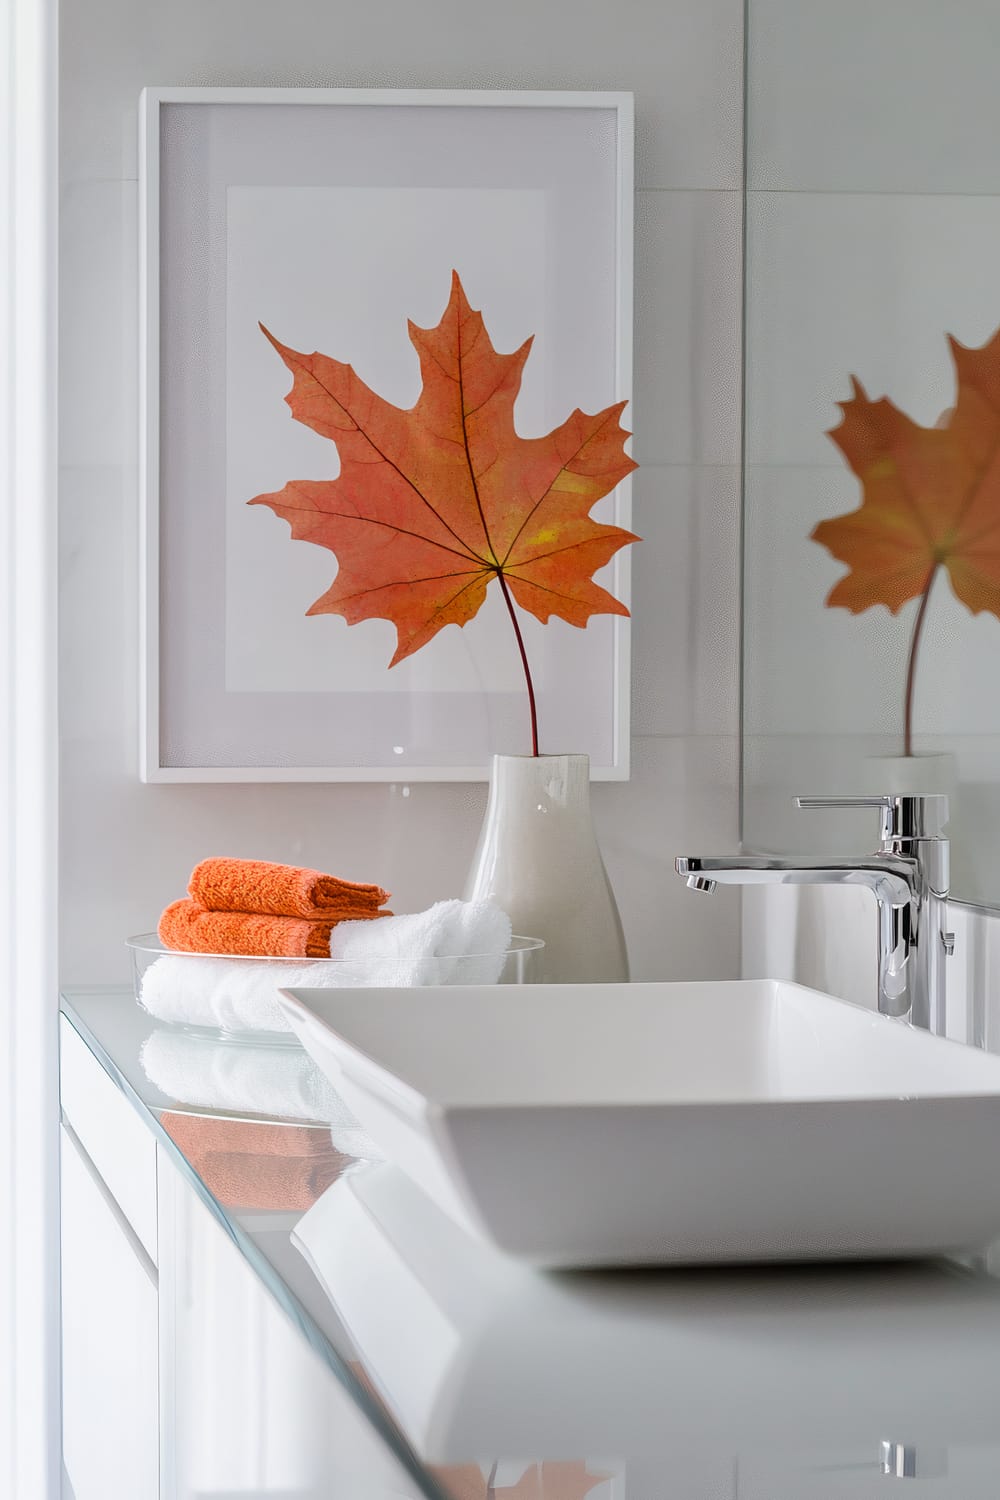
[139,87,634,782]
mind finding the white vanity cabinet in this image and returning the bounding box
[156,1147,425,1500]
[59,1120,159,1500]
[59,1015,160,1500]
[59,1012,425,1500]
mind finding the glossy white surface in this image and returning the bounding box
[59,1014,158,1259]
[157,1145,425,1500]
[60,1124,158,1500]
[294,1160,1000,1459]
[279,979,1000,1264]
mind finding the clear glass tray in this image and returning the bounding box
[126,932,545,1046]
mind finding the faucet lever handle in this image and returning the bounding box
[795,794,949,842]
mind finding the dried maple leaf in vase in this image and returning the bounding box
[812,325,1000,755]
[249,271,639,755]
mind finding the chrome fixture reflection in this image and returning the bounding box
[676,794,954,1035]
[880,1441,917,1479]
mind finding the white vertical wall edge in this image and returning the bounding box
[138,89,160,792]
[137,87,635,783]
[0,0,60,1494]
[614,94,635,782]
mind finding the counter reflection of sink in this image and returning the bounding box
[292,1162,1000,1465]
[278,979,1000,1265]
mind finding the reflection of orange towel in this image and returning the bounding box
[189,857,390,919]
[158,898,350,958]
[162,1113,346,1210]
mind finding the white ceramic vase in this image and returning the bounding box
[464,753,629,984]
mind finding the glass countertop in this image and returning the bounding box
[61,987,1000,1499]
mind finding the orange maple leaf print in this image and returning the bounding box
[248,271,638,670]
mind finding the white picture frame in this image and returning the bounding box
[139,87,634,782]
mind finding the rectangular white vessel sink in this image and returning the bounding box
[277,979,1000,1266]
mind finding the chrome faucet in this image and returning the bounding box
[676,794,954,1034]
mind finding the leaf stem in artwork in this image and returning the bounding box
[497,571,540,756]
[903,563,940,758]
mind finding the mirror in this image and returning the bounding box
[742,0,1000,907]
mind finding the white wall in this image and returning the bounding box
[743,0,1000,906]
[59,0,746,984]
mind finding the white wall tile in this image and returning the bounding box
[632,465,740,737]
[633,190,743,466]
[61,0,744,190]
[60,179,137,469]
[746,191,1000,467]
[59,467,137,748]
[741,882,876,1011]
[595,734,741,982]
[749,0,1000,194]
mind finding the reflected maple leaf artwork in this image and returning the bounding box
[248,271,639,755]
[432,1460,608,1500]
[812,325,1000,756]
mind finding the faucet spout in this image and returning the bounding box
[674,855,915,909]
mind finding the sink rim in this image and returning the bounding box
[277,977,1000,1112]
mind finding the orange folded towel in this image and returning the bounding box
[162,1114,346,1210]
[158,897,370,959]
[189,857,390,919]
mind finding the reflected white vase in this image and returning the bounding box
[861,752,957,813]
[862,751,971,891]
[464,753,629,984]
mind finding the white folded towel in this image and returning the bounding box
[137,898,514,1033]
[329,898,513,987]
[139,953,327,1033]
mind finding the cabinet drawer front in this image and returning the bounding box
[61,1124,159,1500]
[158,1151,429,1500]
[60,1015,158,1261]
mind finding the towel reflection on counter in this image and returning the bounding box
[142,1027,384,1208]
[160,1113,347,1211]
